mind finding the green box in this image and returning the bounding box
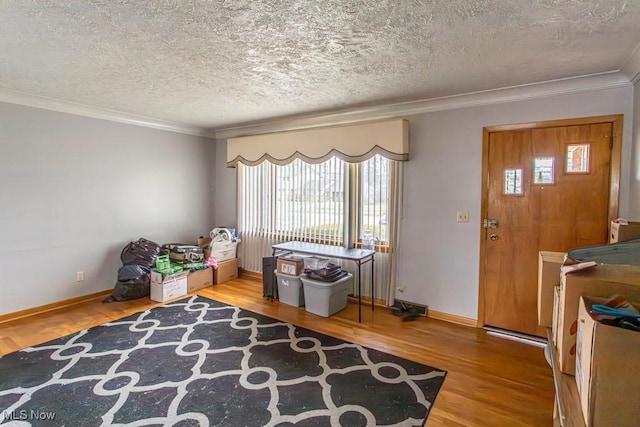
[159,265,183,274]
[156,255,170,271]
[175,262,204,269]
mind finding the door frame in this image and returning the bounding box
[476,114,623,328]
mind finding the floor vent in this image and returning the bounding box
[390,300,428,321]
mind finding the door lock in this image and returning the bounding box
[483,218,499,229]
[490,234,499,241]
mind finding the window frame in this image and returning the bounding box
[237,155,393,252]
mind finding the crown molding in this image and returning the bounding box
[1,70,633,141]
[214,71,632,139]
[622,39,640,84]
[0,88,213,138]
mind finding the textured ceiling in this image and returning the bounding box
[1,0,640,130]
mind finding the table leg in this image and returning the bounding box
[270,250,277,302]
[371,255,375,311]
[358,260,362,322]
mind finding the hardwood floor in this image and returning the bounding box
[0,276,555,426]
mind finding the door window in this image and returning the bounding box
[533,157,555,185]
[504,168,523,195]
[566,144,590,173]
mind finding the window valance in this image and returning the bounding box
[226,119,409,167]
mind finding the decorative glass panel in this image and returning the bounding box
[566,144,590,173]
[533,157,554,184]
[504,168,523,195]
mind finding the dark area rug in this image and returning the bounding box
[0,295,446,426]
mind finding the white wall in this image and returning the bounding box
[0,103,215,315]
[398,86,634,320]
[631,80,640,215]
[4,85,633,320]
[213,138,237,228]
[213,85,636,320]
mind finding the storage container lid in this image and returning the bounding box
[303,256,331,269]
[300,272,353,287]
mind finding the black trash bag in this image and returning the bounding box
[121,238,160,268]
[305,269,348,282]
[117,264,150,282]
[103,275,150,302]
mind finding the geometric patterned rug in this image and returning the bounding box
[0,295,446,426]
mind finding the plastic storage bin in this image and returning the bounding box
[275,271,305,307]
[300,273,353,317]
[303,256,331,270]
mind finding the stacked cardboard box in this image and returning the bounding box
[539,238,640,426]
[538,251,566,327]
[214,258,238,284]
[187,267,213,292]
[150,270,188,302]
[277,255,305,276]
[197,235,237,263]
[555,263,640,375]
[575,296,640,427]
[609,220,640,243]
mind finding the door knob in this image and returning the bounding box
[490,234,499,241]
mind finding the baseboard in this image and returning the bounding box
[390,301,477,327]
[0,289,113,324]
[0,269,261,324]
[236,272,475,325]
[348,294,386,307]
[427,309,477,328]
[238,268,262,283]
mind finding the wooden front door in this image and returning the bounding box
[480,116,622,337]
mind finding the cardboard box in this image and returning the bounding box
[214,258,238,284]
[277,255,305,276]
[210,240,238,263]
[197,236,212,247]
[610,221,640,243]
[197,236,213,259]
[187,267,213,292]
[150,274,188,302]
[575,296,640,427]
[557,263,640,375]
[551,285,560,347]
[538,251,566,327]
[150,269,188,284]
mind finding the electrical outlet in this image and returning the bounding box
[456,211,469,223]
[76,271,84,282]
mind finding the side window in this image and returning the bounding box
[359,155,390,244]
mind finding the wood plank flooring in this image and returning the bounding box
[0,277,555,426]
